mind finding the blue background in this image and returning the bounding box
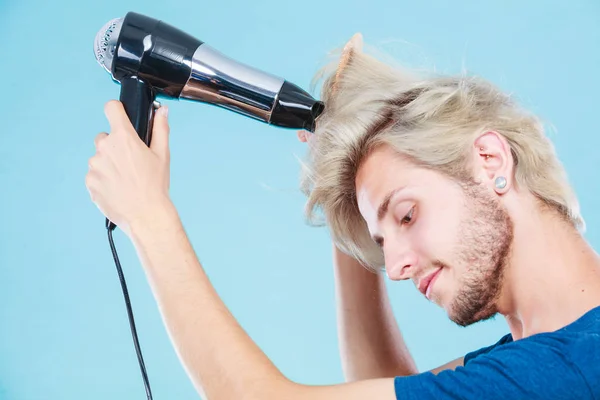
[1,1,599,399]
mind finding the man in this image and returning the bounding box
[85,33,600,399]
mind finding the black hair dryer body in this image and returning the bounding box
[94,12,324,230]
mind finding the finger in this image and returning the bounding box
[88,153,118,177]
[94,132,109,151]
[85,171,108,216]
[88,154,105,172]
[297,130,307,142]
[85,171,97,201]
[150,106,170,162]
[104,100,134,133]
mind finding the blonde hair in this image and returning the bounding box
[300,37,584,270]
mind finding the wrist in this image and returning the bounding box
[128,196,182,241]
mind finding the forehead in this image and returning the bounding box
[355,147,416,212]
[354,146,454,222]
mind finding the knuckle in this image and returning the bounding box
[88,155,99,170]
[85,173,93,189]
[85,174,98,201]
[95,135,108,151]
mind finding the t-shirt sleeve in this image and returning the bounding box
[463,333,513,365]
[393,335,590,400]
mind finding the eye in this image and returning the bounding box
[401,206,415,225]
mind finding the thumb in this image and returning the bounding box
[150,106,170,160]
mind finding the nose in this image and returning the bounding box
[384,242,419,281]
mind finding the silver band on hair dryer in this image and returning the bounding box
[181,44,286,124]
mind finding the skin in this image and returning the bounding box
[85,101,600,399]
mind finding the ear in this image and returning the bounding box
[472,131,515,195]
[331,33,363,94]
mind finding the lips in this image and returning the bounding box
[418,268,442,299]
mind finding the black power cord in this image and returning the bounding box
[107,227,154,400]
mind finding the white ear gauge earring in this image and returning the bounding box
[495,176,507,190]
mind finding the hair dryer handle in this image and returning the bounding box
[106,76,157,231]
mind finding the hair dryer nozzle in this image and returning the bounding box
[271,81,324,132]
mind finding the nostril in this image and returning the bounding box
[387,263,411,280]
[384,245,418,280]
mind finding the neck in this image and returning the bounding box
[497,203,600,340]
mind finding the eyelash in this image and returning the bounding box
[374,206,415,248]
[401,206,415,225]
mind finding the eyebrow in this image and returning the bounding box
[377,186,406,221]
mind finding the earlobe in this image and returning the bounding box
[494,176,508,193]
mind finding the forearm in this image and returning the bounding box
[123,202,400,400]
[333,245,418,381]
[128,200,287,399]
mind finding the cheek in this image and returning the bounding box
[415,208,459,261]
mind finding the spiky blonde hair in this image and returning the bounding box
[300,34,583,270]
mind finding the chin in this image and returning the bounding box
[447,300,500,327]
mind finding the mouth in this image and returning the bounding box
[418,268,442,299]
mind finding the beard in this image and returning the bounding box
[436,180,514,327]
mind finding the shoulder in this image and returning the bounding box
[466,305,600,367]
[463,333,513,365]
[394,327,600,400]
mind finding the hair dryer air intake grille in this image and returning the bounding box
[94,18,123,74]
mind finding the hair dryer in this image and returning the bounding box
[92,12,324,400]
[94,11,324,231]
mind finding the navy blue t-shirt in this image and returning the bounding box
[394,305,600,399]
